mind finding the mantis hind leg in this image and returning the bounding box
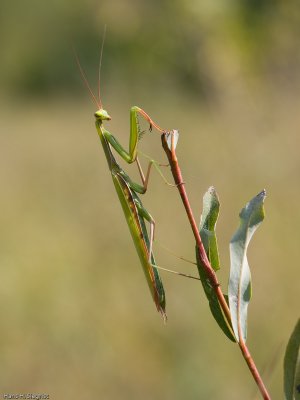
[120,155,173,195]
[137,151,176,187]
[133,155,176,195]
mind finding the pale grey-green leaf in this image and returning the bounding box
[284,319,300,400]
[228,190,266,343]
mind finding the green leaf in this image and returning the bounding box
[196,187,235,342]
[284,319,300,400]
[228,190,266,343]
[199,186,220,272]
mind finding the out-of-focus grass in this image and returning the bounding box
[0,84,299,398]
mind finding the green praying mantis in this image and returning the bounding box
[74,45,169,320]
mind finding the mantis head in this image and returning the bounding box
[94,108,111,122]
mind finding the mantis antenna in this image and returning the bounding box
[98,24,107,109]
[73,45,100,109]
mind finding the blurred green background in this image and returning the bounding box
[0,0,299,398]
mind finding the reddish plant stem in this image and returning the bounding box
[239,337,271,399]
[161,132,271,400]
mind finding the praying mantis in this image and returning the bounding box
[74,44,168,320]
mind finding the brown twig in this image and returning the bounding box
[161,131,271,400]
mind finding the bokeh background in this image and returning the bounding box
[0,1,299,398]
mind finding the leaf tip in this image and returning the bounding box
[166,129,179,151]
[258,189,267,201]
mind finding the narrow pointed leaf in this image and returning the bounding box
[284,319,300,400]
[196,187,235,342]
[199,186,220,272]
[228,190,266,343]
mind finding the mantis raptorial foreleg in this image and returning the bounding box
[101,106,164,165]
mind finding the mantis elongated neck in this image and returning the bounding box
[95,120,117,172]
